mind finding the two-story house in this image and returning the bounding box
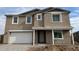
[3,7,72,45]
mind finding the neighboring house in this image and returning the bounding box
[0,34,3,43]
[3,7,72,45]
[73,31,79,44]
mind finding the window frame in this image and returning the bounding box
[25,16,32,24]
[37,14,42,20]
[12,16,19,24]
[51,12,62,22]
[53,30,64,40]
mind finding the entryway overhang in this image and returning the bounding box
[32,26,72,30]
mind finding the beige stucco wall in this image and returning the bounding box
[4,15,34,43]
[34,13,44,27]
[5,16,33,30]
[35,30,38,44]
[44,13,70,28]
[33,12,70,29]
[46,30,52,44]
[46,30,71,45]
[54,30,71,45]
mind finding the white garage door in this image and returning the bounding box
[9,32,32,43]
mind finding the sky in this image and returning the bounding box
[0,7,79,34]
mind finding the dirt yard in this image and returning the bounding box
[0,44,79,51]
[28,45,79,51]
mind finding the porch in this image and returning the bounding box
[35,30,52,44]
[32,29,72,46]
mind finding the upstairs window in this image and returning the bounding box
[37,14,42,20]
[26,16,32,24]
[53,14,60,21]
[52,13,62,22]
[12,16,19,24]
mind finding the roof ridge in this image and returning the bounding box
[19,8,40,15]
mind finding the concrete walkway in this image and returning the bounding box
[0,44,33,51]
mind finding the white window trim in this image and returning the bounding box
[51,12,62,22]
[12,16,19,24]
[25,16,32,24]
[37,14,42,20]
[53,30,64,40]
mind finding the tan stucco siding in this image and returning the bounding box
[44,13,70,28]
[5,16,33,30]
[46,30,71,45]
[3,31,10,43]
[33,12,71,29]
[4,16,34,43]
[46,30,52,44]
[35,30,38,44]
[54,30,71,45]
[34,13,44,27]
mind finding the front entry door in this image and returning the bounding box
[38,31,46,43]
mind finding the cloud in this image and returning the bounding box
[70,16,79,32]
[64,7,79,32]
[70,9,79,17]
[0,15,6,34]
[69,12,79,18]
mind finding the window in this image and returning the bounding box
[26,16,32,24]
[53,14,60,21]
[51,13,62,22]
[54,30,63,39]
[12,16,19,24]
[38,15,41,19]
[37,14,42,20]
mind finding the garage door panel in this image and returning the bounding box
[9,32,32,43]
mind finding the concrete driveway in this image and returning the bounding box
[0,44,33,51]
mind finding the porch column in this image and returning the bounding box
[71,29,74,45]
[33,30,35,46]
[52,30,54,45]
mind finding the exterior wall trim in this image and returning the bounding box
[49,12,64,14]
[32,27,72,30]
[8,30,33,32]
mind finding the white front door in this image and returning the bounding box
[9,32,32,43]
